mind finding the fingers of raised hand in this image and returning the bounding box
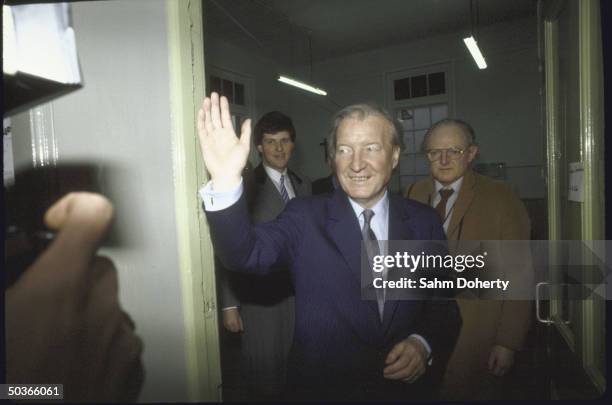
[197,99,208,136]
[203,97,214,134]
[210,92,222,129]
[240,118,252,146]
[199,93,238,137]
[220,96,234,130]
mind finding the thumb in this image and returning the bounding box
[35,192,113,280]
[44,192,113,246]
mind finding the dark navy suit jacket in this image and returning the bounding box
[206,187,461,400]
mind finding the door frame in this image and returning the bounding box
[167,0,222,401]
[543,0,605,395]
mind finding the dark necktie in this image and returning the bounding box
[361,209,385,319]
[435,189,454,221]
[279,174,290,204]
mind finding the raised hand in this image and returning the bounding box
[197,92,251,191]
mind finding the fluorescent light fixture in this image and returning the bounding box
[463,36,487,69]
[278,75,327,96]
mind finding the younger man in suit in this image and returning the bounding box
[219,111,310,400]
[404,119,531,400]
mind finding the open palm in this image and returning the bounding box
[197,92,251,191]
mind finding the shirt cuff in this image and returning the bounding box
[198,178,243,211]
[222,306,239,311]
[409,334,432,364]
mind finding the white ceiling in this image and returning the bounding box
[204,0,536,66]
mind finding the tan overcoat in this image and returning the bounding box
[404,169,532,400]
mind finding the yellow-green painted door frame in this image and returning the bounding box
[576,0,605,391]
[544,0,605,394]
[167,0,222,401]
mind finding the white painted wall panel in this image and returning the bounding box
[47,1,187,401]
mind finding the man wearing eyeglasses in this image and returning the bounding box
[404,119,531,400]
[218,110,311,400]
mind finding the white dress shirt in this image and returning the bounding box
[262,163,296,200]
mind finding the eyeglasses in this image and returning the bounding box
[425,147,467,162]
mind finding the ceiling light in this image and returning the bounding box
[464,0,487,70]
[463,36,487,69]
[278,75,327,96]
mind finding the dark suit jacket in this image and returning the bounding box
[311,174,336,195]
[207,187,461,400]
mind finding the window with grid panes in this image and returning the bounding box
[207,68,256,163]
[208,72,251,129]
[396,104,449,189]
[385,64,452,192]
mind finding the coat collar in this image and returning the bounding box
[423,170,476,239]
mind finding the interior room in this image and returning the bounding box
[202,0,550,400]
[3,0,608,402]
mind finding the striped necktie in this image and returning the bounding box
[279,174,290,204]
[362,209,385,319]
[435,189,454,221]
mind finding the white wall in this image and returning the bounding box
[205,16,545,198]
[10,1,189,401]
[204,34,338,176]
[293,16,545,198]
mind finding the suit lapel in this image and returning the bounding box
[288,169,306,197]
[388,193,415,241]
[255,163,285,210]
[326,189,363,282]
[446,170,476,239]
[381,193,414,331]
[325,189,381,319]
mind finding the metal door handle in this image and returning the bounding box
[536,281,553,324]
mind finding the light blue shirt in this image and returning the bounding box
[347,191,389,249]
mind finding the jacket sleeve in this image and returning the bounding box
[419,297,461,378]
[216,257,240,309]
[205,193,303,276]
[495,185,532,351]
[412,208,461,377]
